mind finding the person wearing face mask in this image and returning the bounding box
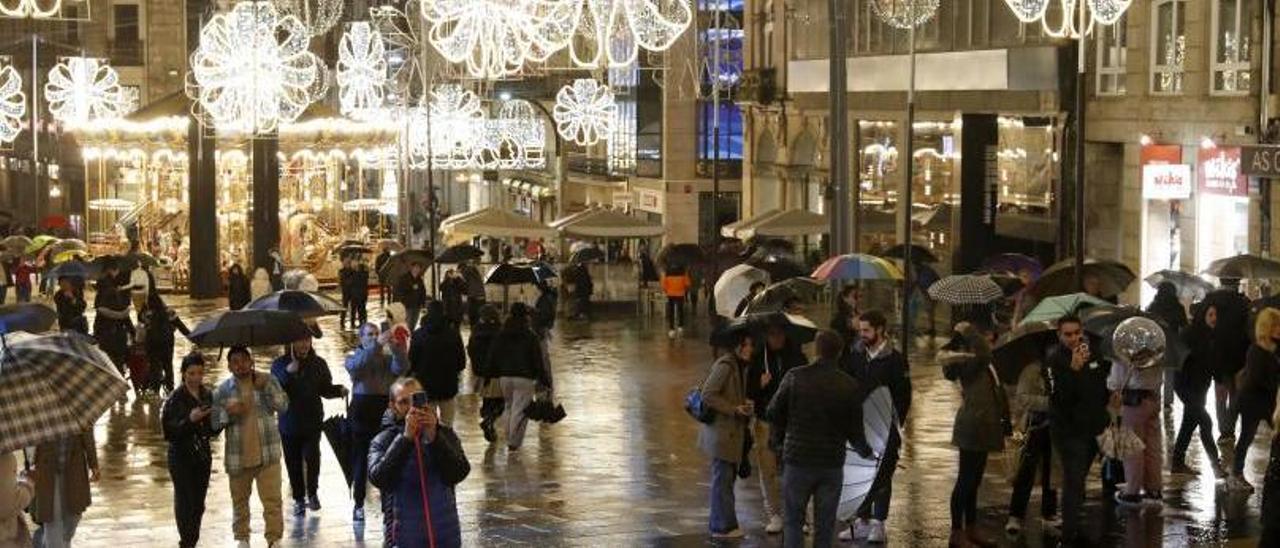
[344,323,408,522]
[1229,308,1280,493]
[161,353,217,548]
[271,335,349,516]
[1171,303,1224,477]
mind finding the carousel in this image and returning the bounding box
[71,92,401,289]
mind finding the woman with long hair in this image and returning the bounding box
[483,303,550,450]
[1230,308,1280,492]
[161,353,216,548]
[1172,303,1225,477]
[940,322,1007,547]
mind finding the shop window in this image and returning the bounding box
[1211,0,1253,95]
[698,101,743,160]
[1151,0,1186,94]
[1096,14,1127,96]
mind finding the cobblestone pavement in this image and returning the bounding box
[33,294,1270,547]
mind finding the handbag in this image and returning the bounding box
[684,387,715,424]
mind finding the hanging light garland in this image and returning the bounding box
[404,89,549,170]
[495,99,546,169]
[337,22,387,120]
[0,0,61,18]
[1003,0,1130,38]
[869,0,940,29]
[553,78,616,146]
[189,1,323,134]
[0,59,24,143]
[419,0,574,79]
[560,0,694,68]
[272,0,343,37]
[44,57,126,125]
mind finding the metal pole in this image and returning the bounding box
[828,0,849,255]
[30,36,38,200]
[711,4,722,246]
[901,23,916,350]
[1074,0,1087,290]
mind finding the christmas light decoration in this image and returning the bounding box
[272,0,342,37]
[553,78,615,146]
[189,1,323,133]
[496,99,546,169]
[1002,0,1131,38]
[0,0,61,18]
[44,57,125,124]
[561,0,694,67]
[337,22,387,120]
[419,0,574,79]
[869,0,940,29]
[0,60,25,143]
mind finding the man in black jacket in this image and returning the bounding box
[409,301,467,427]
[769,330,870,548]
[840,309,910,543]
[747,322,809,534]
[394,263,427,330]
[1045,315,1110,543]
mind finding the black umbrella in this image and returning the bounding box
[743,311,820,344]
[745,254,808,281]
[0,303,57,335]
[745,277,824,314]
[741,238,796,258]
[49,261,98,280]
[1029,258,1136,299]
[1144,270,1214,302]
[569,247,606,264]
[188,310,314,348]
[657,243,704,270]
[245,290,344,319]
[485,262,557,286]
[377,249,433,282]
[436,244,484,264]
[991,320,1059,383]
[880,243,939,264]
[1080,306,1187,370]
[332,243,373,257]
[322,413,353,486]
[119,252,160,271]
[1203,253,1280,279]
[981,271,1027,296]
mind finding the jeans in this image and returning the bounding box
[169,455,211,548]
[709,458,739,534]
[1009,424,1056,519]
[1173,386,1220,466]
[1234,412,1267,475]
[228,462,283,542]
[32,514,81,548]
[281,432,322,502]
[349,394,388,510]
[1215,377,1238,438]
[782,464,841,548]
[500,377,537,448]
[15,285,30,303]
[1054,433,1097,540]
[1121,396,1163,495]
[858,428,900,521]
[751,419,781,518]
[950,449,989,529]
[666,297,685,331]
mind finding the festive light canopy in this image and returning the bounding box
[0,0,61,18]
[44,57,126,125]
[337,22,387,120]
[419,0,573,79]
[553,78,616,146]
[189,1,324,134]
[0,60,24,143]
[870,0,940,29]
[273,0,342,37]
[1003,0,1131,37]
[495,99,546,169]
[560,0,694,67]
[404,88,549,170]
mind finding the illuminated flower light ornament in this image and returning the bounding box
[496,99,546,169]
[0,0,62,18]
[419,0,575,79]
[337,22,387,119]
[44,57,126,125]
[0,60,24,142]
[553,78,616,146]
[273,0,343,37]
[869,0,940,29]
[189,1,323,134]
[561,0,694,67]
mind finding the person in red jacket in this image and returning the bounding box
[661,267,693,338]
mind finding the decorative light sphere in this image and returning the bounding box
[1112,317,1165,369]
[870,0,940,29]
[553,78,616,146]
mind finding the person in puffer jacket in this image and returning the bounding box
[369,378,471,548]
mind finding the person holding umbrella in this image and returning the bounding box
[161,353,216,548]
[940,322,1007,547]
[746,320,808,534]
[53,276,88,335]
[271,335,348,516]
[394,263,427,331]
[212,346,288,548]
[93,261,134,375]
[409,301,466,428]
[140,291,191,392]
[830,286,861,343]
[661,266,693,338]
[533,280,558,338]
[344,322,408,523]
[440,268,467,329]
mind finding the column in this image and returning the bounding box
[958,114,999,272]
[187,115,219,298]
[251,134,280,274]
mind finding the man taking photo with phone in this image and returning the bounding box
[369,378,471,548]
[1045,315,1110,544]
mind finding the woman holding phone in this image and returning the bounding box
[161,353,218,548]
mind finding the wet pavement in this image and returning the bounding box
[39,294,1273,546]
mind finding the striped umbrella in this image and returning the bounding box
[0,332,127,453]
[811,254,904,282]
[927,274,1005,305]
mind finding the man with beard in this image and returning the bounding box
[1045,316,1110,544]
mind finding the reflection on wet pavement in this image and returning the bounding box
[59,296,1270,547]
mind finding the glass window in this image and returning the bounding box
[1211,0,1253,94]
[698,101,743,160]
[1096,14,1127,96]
[1151,0,1186,94]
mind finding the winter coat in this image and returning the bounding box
[483,325,549,385]
[467,321,500,378]
[1046,344,1111,439]
[941,327,1008,452]
[368,410,470,548]
[142,302,190,354]
[533,289,557,334]
[394,272,427,309]
[350,267,370,300]
[460,265,486,300]
[161,385,216,465]
[1178,322,1216,396]
[31,431,97,524]
[841,342,912,423]
[270,351,345,437]
[408,317,467,400]
[92,277,132,356]
[697,354,750,463]
[1204,288,1251,380]
[746,342,807,420]
[440,277,466,322]
[0,451,33,548]
[766,358,868,468]
[227,269,251,310]
[54,289,88,334]
[1237,343,1280,423]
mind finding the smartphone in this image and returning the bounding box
[411,392,429,409]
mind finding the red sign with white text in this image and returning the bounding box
[1198,147,1247,197]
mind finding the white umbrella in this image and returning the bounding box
[838,387,896,521]
[713,264,770,317]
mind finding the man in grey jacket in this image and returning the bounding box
[768,330,871,548]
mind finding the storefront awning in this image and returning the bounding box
[738,208,829,238]
[440,207,555,239]
[558,208,664,238]
[720,208,783,238]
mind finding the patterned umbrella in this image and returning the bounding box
[0,332,128,453]
[811,254,904,282]
[838,387,896,521]
[1144,270,1214,302]
[927,274,1004,305]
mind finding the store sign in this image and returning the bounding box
[1198,147,1247,196]
[1142,164,1192,199]
[1141,144,1181,166]
[636,188,664,214]
[1240,145,1280,178]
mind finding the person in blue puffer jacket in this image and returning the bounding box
[369,377,471,548]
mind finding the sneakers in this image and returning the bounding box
[710,529,745,539]
[1004,517,1022,536]
[353,507,365,522]
[308,495,321,511]
[236,541,251,548]
[764,514,783,534]
[1115,493,1144,507]
[1142,491,1164,507]
[293,500,307,516]
[867,519,887,543]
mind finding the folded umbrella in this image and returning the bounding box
[435,244,484,264]
[523,399,567,424]
[928,274,1005,305]
[838,386,896,521]
[377,249,434,282]
[322,412,354,487]
[0,303,58,334]
[1030,258,1135,299]
[714,264,771,317]
[1144,270,1214,302]
[0,332,128,453]
[811,254,904,282]
[744,277,824,314]
[1203,253,1280,280]
[1019,293,1112,326]
[188,309,314,348]
[246,290,344,319]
